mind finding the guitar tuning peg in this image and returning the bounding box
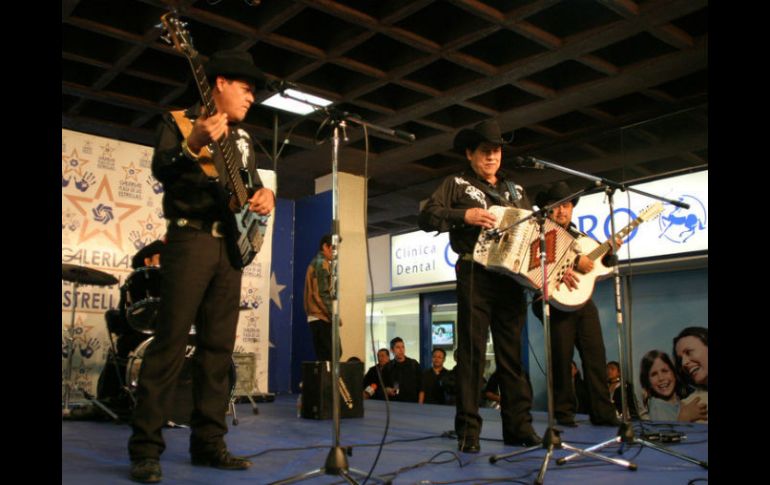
[160,34,171,44]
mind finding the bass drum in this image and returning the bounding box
[126,336,236,426]
[123,266,162,334]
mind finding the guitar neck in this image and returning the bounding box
[186,55,250,208]
[587,217,643,261]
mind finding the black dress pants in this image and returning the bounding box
[454,260,534,445]
[128,226,241,460]
[533,300,617,422]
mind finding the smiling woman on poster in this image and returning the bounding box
[673,327,708,423]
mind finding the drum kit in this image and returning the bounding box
[61,263,119,419]
[62,263,251,424]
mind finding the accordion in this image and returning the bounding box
[473,206,578,291]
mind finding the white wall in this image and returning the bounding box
[337,172,367,362]
[366,233,391,296]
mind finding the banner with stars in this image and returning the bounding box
[62,128,274,403]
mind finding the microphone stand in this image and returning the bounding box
[269,88,410,485]
[487,199,636,484]
[513,157,707,470]
[62,280,120,421]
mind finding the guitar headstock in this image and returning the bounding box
[160,12,197,58]
[638,202,665,222]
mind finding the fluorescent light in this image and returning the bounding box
[260,88,333,115]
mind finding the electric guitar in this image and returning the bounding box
[160,12,268,269]
[550,202,664,311]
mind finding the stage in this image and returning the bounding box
[62,395,708,484]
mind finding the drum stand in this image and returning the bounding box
[229,394,259,426]
[555,186,707,470]
[228,319,261,425]
[228,367,261,426]
[103,319,138,411]
[488,209,636,484]
[62,279,119,421]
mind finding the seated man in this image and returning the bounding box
[572,361,591,416]
[382,337,422,403]
[97,240,165,418]
[483,370,502,409]
[420,348,451,404]
[607,361,639,419]
[363,348,390,400]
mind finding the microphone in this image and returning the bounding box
[484,228,501,240]
[265,79,296,93]
[393,129,416,143]
[512,156,546,169]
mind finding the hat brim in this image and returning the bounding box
[453,129,508,153]
[535,194,580,208]
[205,65,264,84]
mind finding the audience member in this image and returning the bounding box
[382,337,422,403]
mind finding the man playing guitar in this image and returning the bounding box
[531,182,621,429]
[127,48,274,483]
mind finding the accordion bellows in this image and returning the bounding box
[473,206,577,292]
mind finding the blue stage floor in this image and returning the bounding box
[62,394,708,484]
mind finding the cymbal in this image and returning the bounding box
[61,264,119,286]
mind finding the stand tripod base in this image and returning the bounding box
[228,395,261,425]
[489,427,636,484]
[62,384,120,422]
[557,422,707,469]
[244,395,261,414]
[269,446,390,485]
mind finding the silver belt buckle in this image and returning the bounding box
[211,221,224,238]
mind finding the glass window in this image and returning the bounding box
[430,302,497,378]
[364,296,420,371]
[429,303,457,371]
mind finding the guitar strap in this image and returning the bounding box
[170,110,259,196]
[169,110,219,178]
[466,175,521,208]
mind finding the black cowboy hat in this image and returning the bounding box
[204,49,264,84]
[535,181,580,209]
[131,240,165,269]
[453,120,513,152]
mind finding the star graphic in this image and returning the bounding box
[122,162,143,181]
[242,283,258,299]
[77,322,95,344]
[64,315,93,341]
[100,142,116,158]
[62,149,91,178]
[64,175,142,250]
[137,214,162,239]
[140,149,152,165]
[270,271,286,310]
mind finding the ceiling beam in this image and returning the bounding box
[366,40,707,176]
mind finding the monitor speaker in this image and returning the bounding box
[301,361,364,419]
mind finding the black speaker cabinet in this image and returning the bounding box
[301,361,364,419]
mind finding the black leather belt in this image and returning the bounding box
[169,218,224,238]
